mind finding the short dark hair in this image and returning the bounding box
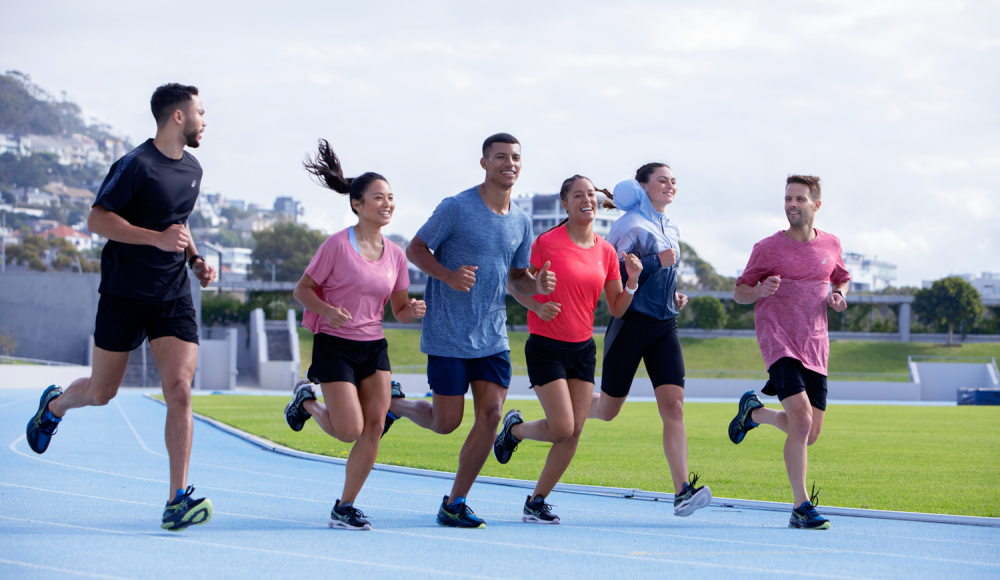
[635,162,670,184]
[482,133,520,158]
[786,174,821,200]
[151,83,199,126]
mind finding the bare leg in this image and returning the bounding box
[778,392,815,506]
[511,379,575,444]
[341,371,391,504]
[447,380,506,504]
[149,337,198,500]
[389,394,464,434]
[654,384,690,494]
[47,345,129,417]
[523,379,593,499]
[750,406,790,434]
[587,391,626,422]
[303,382,363,442]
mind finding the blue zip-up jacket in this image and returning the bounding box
[607,180,680,321]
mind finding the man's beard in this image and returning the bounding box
[183,121,200,148]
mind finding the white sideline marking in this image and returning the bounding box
[114,399,163,457]
[0,516,509,580]
[0,558,138,580]
[0,395,35,410]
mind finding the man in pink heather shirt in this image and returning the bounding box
[729,174,850,531]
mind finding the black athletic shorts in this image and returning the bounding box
[307,332,390,387]
[600,311,685,398]
[525,334,597,388]
[94,293,199,352]
[762,357,828,411]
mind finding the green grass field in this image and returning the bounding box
[298,328,1000,378]
[188,395,999,518]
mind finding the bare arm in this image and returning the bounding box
[88,205,189,252]
[183,222,216,288]
[509,261,556,296]
[607,251,642,318]
[734,276,781,304]
[389,290,426,324]
[406,235,477,292]
[292,274,352,328]
[828,281,849,312]
[507,265,561,321]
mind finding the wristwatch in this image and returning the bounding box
[188,254,205,268]
[832,290,844,298]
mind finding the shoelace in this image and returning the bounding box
[460,503,479,518]
[37,418,59,436]
[688,472,702,491]
[809,482,821,507]
[341,505,367,520]
[530,499,555,514]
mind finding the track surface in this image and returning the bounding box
[1,388,997,580]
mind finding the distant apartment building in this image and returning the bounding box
[842,252,897,292]
[221,247,253,280]
[231,215,275,232]
[27,134,108,168]
[923,272,1000,298]
[273,197,301,222]
[0,134,31,157]
[512,192,622,240]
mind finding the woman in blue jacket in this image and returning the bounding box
[588,162,712,518]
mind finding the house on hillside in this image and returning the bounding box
[41,224,93,251]
[43,182,96,206]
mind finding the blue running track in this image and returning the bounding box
[1,389,997,580]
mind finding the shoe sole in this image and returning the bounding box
[493,410,522,464]
[329,519,371,531]
[285,383,315,432]
[729,391,760,445]
[161,499,213,531]
[522,515,560,524]
[674,486,713,517]
[789,521,831,530]
[436,517,486,529]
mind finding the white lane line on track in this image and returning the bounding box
[0,395,36,410]
[114,399,164,457]
[0,558,138,580]
[373,529,872,580]
[558,524,1000,568]
[13,429,997,565]
[0,516,512,580]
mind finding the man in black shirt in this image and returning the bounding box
[25,83,218,532]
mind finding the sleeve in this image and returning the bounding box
[392,247,410,292]
[622,254,660,286]
[511,219,532,270]
[830,244,851,285]
[93,154,142,212]
[304,236,336,285]
[605,242,621,282]
[415,197,457,252]
[736,242,769,287]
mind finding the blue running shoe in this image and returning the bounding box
[789,501,830,530]
[390,380,405,399]
[161,486,213,531]
[729,390,764,444]
[382,380,406,437]
[329,499,371,530]
[436,496,486,529]
[26,385,63,454]
[285,379,317,432]
[492,409,523,465]
[673,472,712,517]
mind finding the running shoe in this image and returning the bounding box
[382,381,406,438]
[436,496,486,529]
[161,486,213,531]
[728,390,764,444]
[789,501,830,530]
[492,409,523,465]
[673,472,713,517]
[523,494,560,524]
[285,379,317,432]
[329,499,371,531]
[26,385,63,454]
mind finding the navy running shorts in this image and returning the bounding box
[525,334,597,388]
[307,332,390,387]
[763,357,828,411]
[427,352,511,396]
[600,311,685,398]
[94,293,199,352]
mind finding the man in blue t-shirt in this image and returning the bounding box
[390,133,556,528]
[25,83,217,532]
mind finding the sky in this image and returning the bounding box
[4,0,999,286]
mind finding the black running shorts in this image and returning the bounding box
[762,357,828,411]
[94,293,199,352]
[600,311,685,398]
[525,334,597,388]
[307,332,390,387]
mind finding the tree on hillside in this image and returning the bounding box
[251,222,328,281]
[690,296,728,335]
[913,277,984,346]
[678,241,738,291]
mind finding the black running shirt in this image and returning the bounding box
[93,139,202,301]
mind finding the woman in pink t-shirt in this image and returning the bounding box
[284,140,426,531]
[496,175,642,524]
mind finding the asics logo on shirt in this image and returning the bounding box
[511,239,516,245]
[191,180,196,187]
[822,258,827,264]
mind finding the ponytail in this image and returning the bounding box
[303,139,387,215]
